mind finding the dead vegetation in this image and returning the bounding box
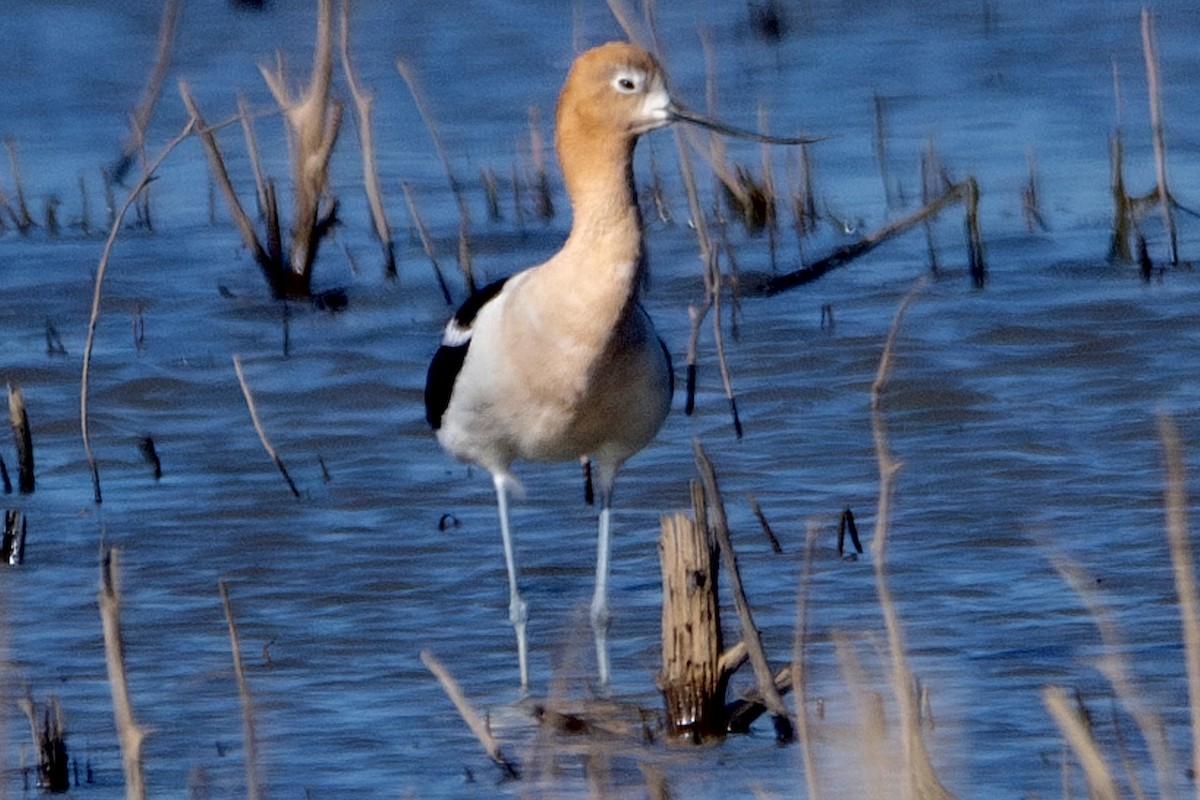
[1,1,1196,797]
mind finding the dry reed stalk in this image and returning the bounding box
[792,523,821,800]
[260,0,343,293]
[77,174,91,234]
[1141,10,1178,265]
[237,94,271,219]
[964,177,986,288]
[1021,148,1047,232]
[115,0,180,182]
[7,383,34,495]
[748,493,783,554]
[232,355,300,499]
[674,124,743,436]
[4,138,34,233]
[82,119,195,504]
[396,58,475,294]
[693,439,791,739]
[1042,686,1119,800]
[751,179,979,297]
[419,650,518,778]
[401,181,452,305]
[920,139,942,275]
[3,509,26,565]
[481,167,501,222]
[180,85,272,268]
[1157,414,1200,795]
[219,581,263,800]
[527,107,554,221]
[20,694,69,791]
[675,126,714,418]
[1108,131,1134,264]
[869,281,953,800]
[874,93,898,209]
[339,0,396,278]
[1051,556,1176,798]
[98,548,147,800]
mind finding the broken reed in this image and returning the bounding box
[20,695,69,792]
[396,56,476,295]
[183,0,342,300]
[8,382,34,494]
[1110,11,1190,270]
[340,0,396,279]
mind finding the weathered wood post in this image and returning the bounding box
[658,481,728,741]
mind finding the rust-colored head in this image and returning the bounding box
[555,42,672,144]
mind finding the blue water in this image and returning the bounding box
[2,1,1200,797]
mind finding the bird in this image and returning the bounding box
[425,41,815,689]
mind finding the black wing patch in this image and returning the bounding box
[424,278,509,430]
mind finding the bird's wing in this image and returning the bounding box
[424,277,510,430]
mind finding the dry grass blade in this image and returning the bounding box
[115,0,180,181]
[396,58,475,293]
[1141,10,1178,264]
[232,355,300,499]
[419,650,519,778]
[219,581,263,800]
[99,548,147,800]
[401,180,452,305]
[260,0,343,290]
[869,280,953,800]
[180,84,271,266]
[340,0,395,278]
[693,438,791,737]
[82,119,195,505]
[1157,414,1200,793]
[4,137,34,232]
[1042,686,1119,800]
[752,180,977,296]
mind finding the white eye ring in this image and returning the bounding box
[612,70,642,94]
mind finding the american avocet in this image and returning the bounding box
[425,42,812,688]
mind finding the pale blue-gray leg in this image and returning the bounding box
[494,474,529,688]
[591,479,615,687]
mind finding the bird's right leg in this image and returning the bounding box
[494,473,529,689]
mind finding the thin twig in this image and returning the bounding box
[420,650,519,778]
[1141,9,1177,264]
[232,354,301,498]
[340,0,395,278]
[115,0,181,182]
[693,438,792,738]
[751,180,977,297]
[82,119,195,505]
[219,581,263,800]
[99,548,147,800]
[396,58,474,294]
[869,280,953,800]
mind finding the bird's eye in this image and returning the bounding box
[613,72,641,93]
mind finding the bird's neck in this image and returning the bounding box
[553,121,644,298]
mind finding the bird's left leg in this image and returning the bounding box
[591,473,616,687]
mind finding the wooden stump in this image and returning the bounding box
[658,482,727,741]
